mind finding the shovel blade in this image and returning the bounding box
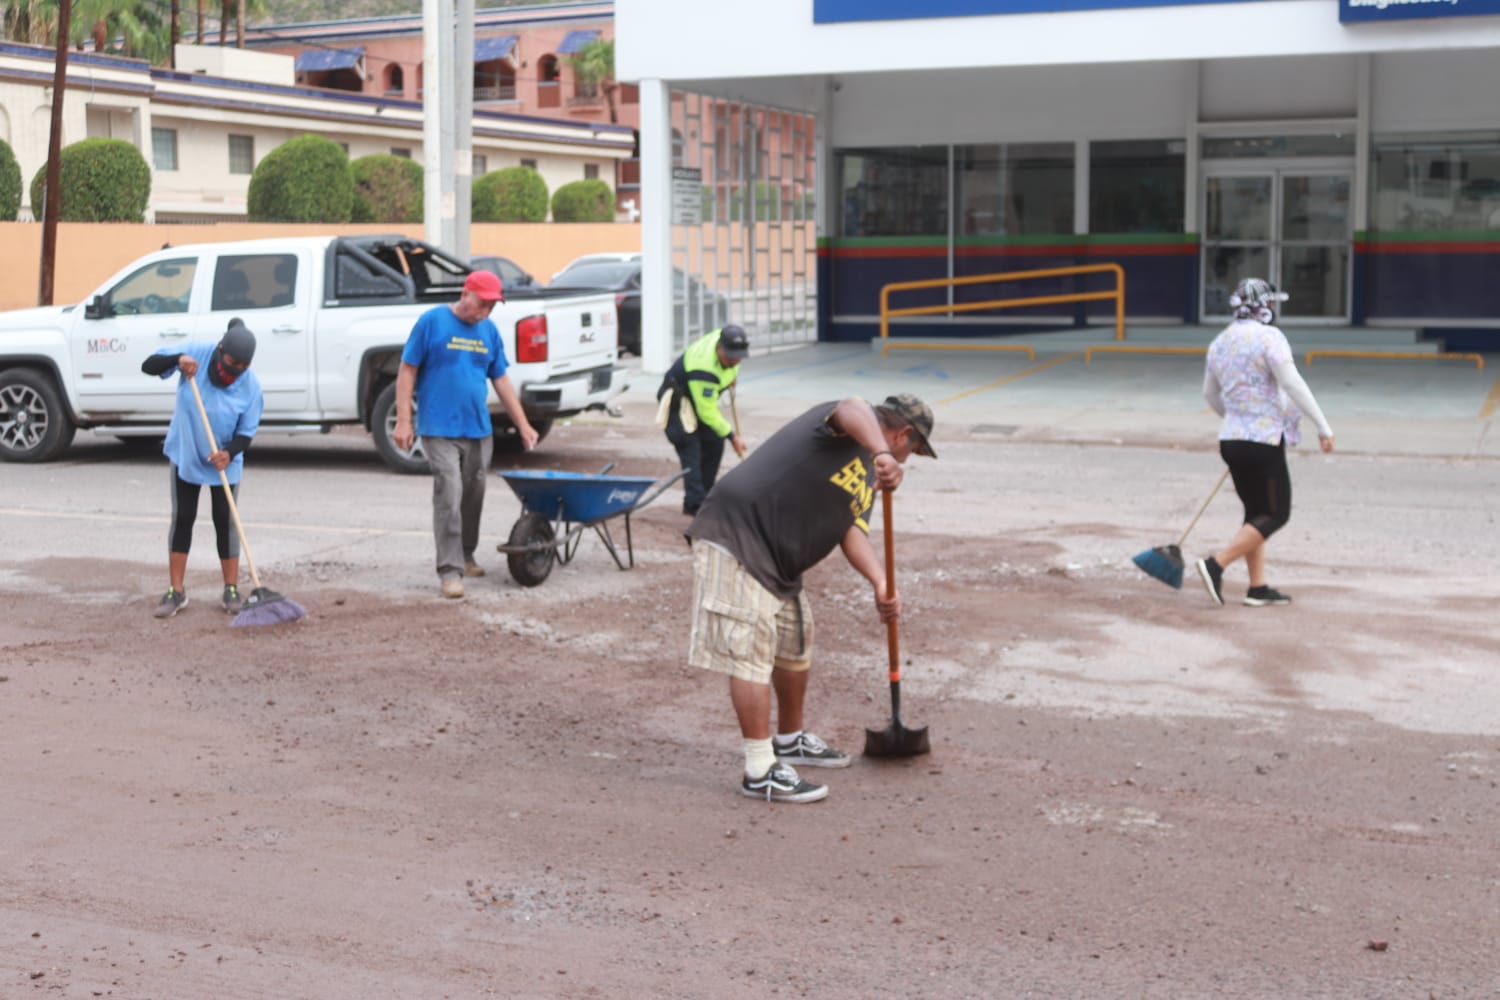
[863,720,931,758]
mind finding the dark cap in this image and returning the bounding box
[879,393,937,459]
[219,317,256,365]
[718,324,749,360]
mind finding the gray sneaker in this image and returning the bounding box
[153,588,188,619]
[774,732,852,769]
[221,584,245,614]
[740,762,828,803]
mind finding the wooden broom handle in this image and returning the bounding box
[882,488,900,682]
[187,374,263,590]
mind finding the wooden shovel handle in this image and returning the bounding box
[882,488,900,682]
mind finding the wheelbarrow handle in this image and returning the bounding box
[634,468,690,511]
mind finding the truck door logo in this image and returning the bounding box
[86,338,128,354]
[579,330,596,343]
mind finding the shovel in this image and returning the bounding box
[863,488,931,758]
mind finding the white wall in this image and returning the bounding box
[1371,49,1500,132]
[829,61,1194,147]
[1200,54,1360,121]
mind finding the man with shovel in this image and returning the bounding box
[685,394,937,803]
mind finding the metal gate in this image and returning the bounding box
[669,91,818,354]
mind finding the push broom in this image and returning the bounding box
[188,376,306,627]
[1131,469,1230,590]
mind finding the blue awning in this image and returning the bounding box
[475,34,518,62]
[295,47,364,72]
[557,29,601,54]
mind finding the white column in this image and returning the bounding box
[422,0,457,252]
[640,77,673,376]
[454,0,474,260]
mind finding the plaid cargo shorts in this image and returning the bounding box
[689,541,812,684]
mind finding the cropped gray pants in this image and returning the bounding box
[422,435,492,580]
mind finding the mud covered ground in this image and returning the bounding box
[3,369,1499,999]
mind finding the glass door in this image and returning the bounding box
[1201,167,1351,322]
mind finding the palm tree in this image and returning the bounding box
[569,36,617,124]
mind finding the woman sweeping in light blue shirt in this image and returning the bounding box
[1195,278,1334,607]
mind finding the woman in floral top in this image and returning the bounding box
[1195,278,1335,607]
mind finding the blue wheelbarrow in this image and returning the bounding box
[494,464,688,587]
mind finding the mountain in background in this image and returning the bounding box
[254,0,577,27]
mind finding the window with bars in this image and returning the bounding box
[152,128,178,171]
[228,134,254,175]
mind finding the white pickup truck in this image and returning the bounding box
[0,234,626,473]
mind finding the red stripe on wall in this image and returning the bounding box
[1356,241,1500,254]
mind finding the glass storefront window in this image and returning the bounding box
[1090,139,1184,234]
[836,147,948,237]
[956,143,1073,236]
[1370,132,1500,232]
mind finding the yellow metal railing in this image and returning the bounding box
[1305,349,1484,370]
[879,263,1125,357]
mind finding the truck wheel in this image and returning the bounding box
[0,368,76,463]
[504,513,555,587]
[494,417,552,454]
[370,382,430,475]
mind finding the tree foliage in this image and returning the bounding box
[29,137,150,222]
[472,165,548,222]
[550,178,614,223]
[568,36,617,123]
[0,138,21,221]
[350,153,422,223]
[246,134,354,223]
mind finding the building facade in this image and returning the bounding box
[0,39,633,225]
[618,0,1500,354]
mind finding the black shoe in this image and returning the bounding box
[153,588,188,619]
[1196,557,1224,606]
[773,732,852,769]
[740,762,828,803]
[1244,585,1292,607]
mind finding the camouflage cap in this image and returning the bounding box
[879,393,937,459]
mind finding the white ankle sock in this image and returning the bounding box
[744,738,776,778]
[773,730,801,748]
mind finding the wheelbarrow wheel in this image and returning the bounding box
[505,513,556,587]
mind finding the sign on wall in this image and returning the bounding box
[671,167,702,226]
[814,0,1269,23]
[1338,0,1500,21]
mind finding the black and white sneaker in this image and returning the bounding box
[774,732,852,769]
[1196,557,1224,606]
[740,762,828,803]
[1244,585,1292,607]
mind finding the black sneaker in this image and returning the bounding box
[221,584,244,614]
[1244,585,1292,607]
[1195,557,1224,606]
[740,762,828,803]
[774,732,852,769]
[153,588,188,619]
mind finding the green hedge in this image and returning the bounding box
[247,134,354,223]
[473,166,548,222]
[29,138,150,222]
[550,178,614,222]
[0,139,20,221]
[350,153,423,224]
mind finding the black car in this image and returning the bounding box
[547,261,729,355]
[470,254,540,292]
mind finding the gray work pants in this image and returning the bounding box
[422,435,492,580]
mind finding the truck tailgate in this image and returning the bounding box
[531,292,617,370]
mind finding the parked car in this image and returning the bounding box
[550,252,640,283]
[547,260,729,356]
[471,254,540,291]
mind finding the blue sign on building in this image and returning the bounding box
[815,0,1266,23]
[1339,0,1500,22]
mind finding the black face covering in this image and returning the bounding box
[209,320,256,388]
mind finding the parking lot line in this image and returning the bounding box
[937,352,1082,405]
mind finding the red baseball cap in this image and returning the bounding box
[463,270,505,302]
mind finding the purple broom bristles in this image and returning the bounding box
[230,589,307,627]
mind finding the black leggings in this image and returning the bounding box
[1220,439,1291,540]
[168,467,240,559]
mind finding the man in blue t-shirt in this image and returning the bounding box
[394,270,538,598]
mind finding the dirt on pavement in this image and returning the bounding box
[3,393,1498,1000]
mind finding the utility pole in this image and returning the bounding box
[422,0,473,258]
[37,0,71,306]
